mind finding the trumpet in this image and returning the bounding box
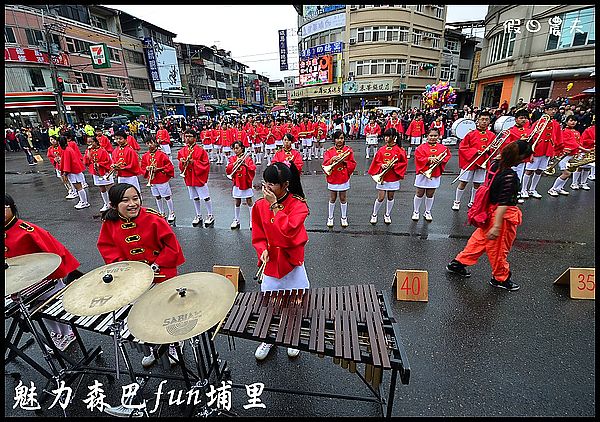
[423,150,449,179]
[227,151,251,180]
[451,129,510,184]
[180,145,195,178]
[322,150,351,176]
[371,156,399,184]
[528,114,552,152]
[146,156,157,187]
[102,159,124,181]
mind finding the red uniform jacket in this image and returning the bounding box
[219,129,231,148]
[406,120,425,137]
[67,140,83,162]
[97,135,113,153]
[504,124,532,163]
[83,146,112,177]
[177,144,210,187]
[111,145,142,177]
[272,148,303,172]
[60,145,85,174]
[580,125,595,149]
[97,208,185,281]
[531,117,561,157]
[298,122,314,139]
[429,121,445,137]
[315,122,327,140]
[47,145,63,169]
[414,142,451,178]
[557,128,581,156]
[265,126,278,145]
[156,128,171,145]
[385,118,405,135]
[290,125,300,141]
[226,154,256,190]
[200,130,212,146]
[251,194,309,279]
[234,128,250,147]
[5,217,79,280]
[368,144,408,182]
[364,122,382,137]
[323,145,357,184]
[458,129,495,169]
[127,135,141,151]
[256,124,268,143]
[141,149,174,184]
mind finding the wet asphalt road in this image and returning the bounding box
[4,139,595,417]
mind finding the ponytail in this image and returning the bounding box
[263,161,305,199]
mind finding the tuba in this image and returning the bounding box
[543,152,570,176]
[322,150,351,176]
[371,156,398,184]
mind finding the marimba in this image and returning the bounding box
[220,284,411,417]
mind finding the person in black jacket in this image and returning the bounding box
[16,128,36,166]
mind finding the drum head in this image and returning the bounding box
[493,116,516,133]
[452,118,476,139]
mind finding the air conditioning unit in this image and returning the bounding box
[100,113,109,118]
[33,87,46,92]
[349,38,356,45]
[90,113,99,120]
[348,72,355,81]
[79,83,89,91]
[350,5,357,10]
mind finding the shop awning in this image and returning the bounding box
[63,92,119,107]
[5,91,56,109]
[119,105,151,115]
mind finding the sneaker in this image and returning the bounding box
[255,342,273,361]
[65,192,78,200]
[383,214,392,225]
[411,211,419,221]
[423,212,433,222]
[192,215,202,227]
[74,201,87,209]
[104,404,144,418]
[570,183,580,190]
[467,202,473,208]
[528,190,542,199]
[167,213,176,223]
[547,188,559,197]
[558,189,570,196]
[580,183,590,190]
[588,175,595,181]
[326,218,334,228]
[57,332,76,351]
[141,353,156,368]
[370,214,377,225]
[366,154,370,159]
[340,217,348,228]
[446,259,471,277]
[100,204,110,212]
[451,201,460,211]
[520,191,529,199]
[230,219,240,229]
[204,215,215,227]
[488,277,520,291]
[81,182,88,189]
[287,348,300,358]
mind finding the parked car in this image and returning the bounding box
[103,115,130,129]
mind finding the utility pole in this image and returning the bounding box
[42,11,67,125]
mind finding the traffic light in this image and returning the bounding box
[56,76,65,93]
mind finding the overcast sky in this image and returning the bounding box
[109,5,489,81]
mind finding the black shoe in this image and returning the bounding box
[446,259,471,277]
[488,277,520,291]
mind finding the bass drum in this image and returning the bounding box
[494,115,516,133]
[451,118,476,140]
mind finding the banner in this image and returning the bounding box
[4,47,70,67]
[90,43,111,69]
[299,55,333,86]
[299,42,343,60]
[143,38,181,91]
[278,29,288,71]
[300,13,345,38]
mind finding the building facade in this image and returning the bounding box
[474,5,595,108]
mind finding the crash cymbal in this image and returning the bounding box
[5,253,62,296]
[127,272,236,344]
[62,261,154,316]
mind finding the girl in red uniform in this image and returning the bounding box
[263,120,278,165]
[47,136,75,195]
[141,138,176,222]
[251,161,309,361]
[412,128,451,222]
[579,119,595,182]
[314,116,328,159]
[272,133,303,172]
[364,115,382,159]
[323,130,357,228]
[405,113,426,159]
[367,128,408,225]
[547,115,582,196]
[385,111,405,140]
[83,136,114,211]
[155,121,172,160]
[95,127,113,154]
[126,131,141,152]
[59,136,90,209]
[226,141,256,229]
[5,193,80,351]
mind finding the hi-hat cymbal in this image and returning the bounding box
[127,272,236,344]
[5,253,62,296]
[62,261,154,316]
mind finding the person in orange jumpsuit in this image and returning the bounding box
[272,133,303,172]
[251,161,309,361]
[323,130,357,228]
[446,140,533,291]
[226,141,256,229]
[140,137,176,222]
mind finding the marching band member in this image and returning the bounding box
[274,118,285,150]
[323,130,357,228]
[226,141,256,229]
[234,120,251,147]
[141,138,176,222]
[264,120,279,165]
[452,111,494,211]
[385,111,405,141]
[405,113,426,159]
[83,136,113,212]
[547,115,582,196]
[314,115,328,159]
[200,123,213,161]
[220,122,234,167]
[364,115,382,159]
[272,133,303,172]
[367,128,408,225]
[579,119,595,182]
[251,120,264,165]
[97,183,185,370]
[412,128,451,222]
[504,109,531,188]
[59,136,90,209]
[251,161,309,361]
[520,103,561,199]
[5,193,82,351]
[95,126,113,154]
[429,115,445,140]
[111,130,142,192]
[126,130,141,152]
[447,140,533,292]
[66,131,88,189]
[298,114,315,161]
[47,136,76,197]
[156,121,172,161]
[177,129,215,227]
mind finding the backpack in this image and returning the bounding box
[467,166,499,228]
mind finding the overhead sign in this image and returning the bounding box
[303,5,346,20]
[290,83,341,99]
[299,55,333,86]
[299,42,343,60]
[278,29,288,71]
[342,79,394,95]
[143,37,181,91]
[5,47,70,67]
[300,13,346,38]
[90,43,111,69]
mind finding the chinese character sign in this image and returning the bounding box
[279,30,288,71]
[299,55,333,86]
[90,43,111,69]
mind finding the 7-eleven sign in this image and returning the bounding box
[90,43,111,69]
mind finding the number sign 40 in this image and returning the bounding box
[393,270,428,302]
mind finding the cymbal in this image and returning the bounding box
[62,261,154,316]
[5,253,62,296]
[127,272,236,344]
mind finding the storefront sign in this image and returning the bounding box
[300,13,346,38]
[299,42,343,60]
[303,5,346,20]
[90,43,111,69]
[290,83,342,99]
[278,29,288,71]
[342,79,394,95]
[299,55,333,87]
[4,47,70,67]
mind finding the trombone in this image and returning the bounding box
[423,150,449,179]
[528,114,552,152]
[451,129,511,184]
[371,156,399,184]
[322,150,351,175]
[226,151,251,180]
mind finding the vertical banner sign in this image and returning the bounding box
[90,43,111,69]
[143,37,160,90]
[279,29,288,71]
[239,75,245,100]
[254,79,261,103]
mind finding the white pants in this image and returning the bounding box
[118,176,141,192]
[187,185,210,200]
[458,168,486,184]
[525,156,550,171]
[66,172,86,184]
[150,182,172,197]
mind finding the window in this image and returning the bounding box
[5,26,16,44]
[533,81,552,100]
[546,7,595,50]
[25,28,44,46]
[65,37,92,55]
[73,72,84,84]
[427,64,437,77]
[129,77,149,90]
[90,15,108,31]
[124,49,145,65]
[399,27,409,42]
[445,39,459,52]
[28,68,45,87]
[481,82,503,108]
[434,6,444,19]
[83,73,102,88]
[106,76,121,90]
[429,34,441,49]
[487,31,517,64]
[440,66,451,81]
[409,61,419,76]
[412,29,423,46]
[458,71,467,83]
[108,47,120,63]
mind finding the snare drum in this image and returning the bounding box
[451,118,476,140]
[366,134,379,145]
[493,115,516,133]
